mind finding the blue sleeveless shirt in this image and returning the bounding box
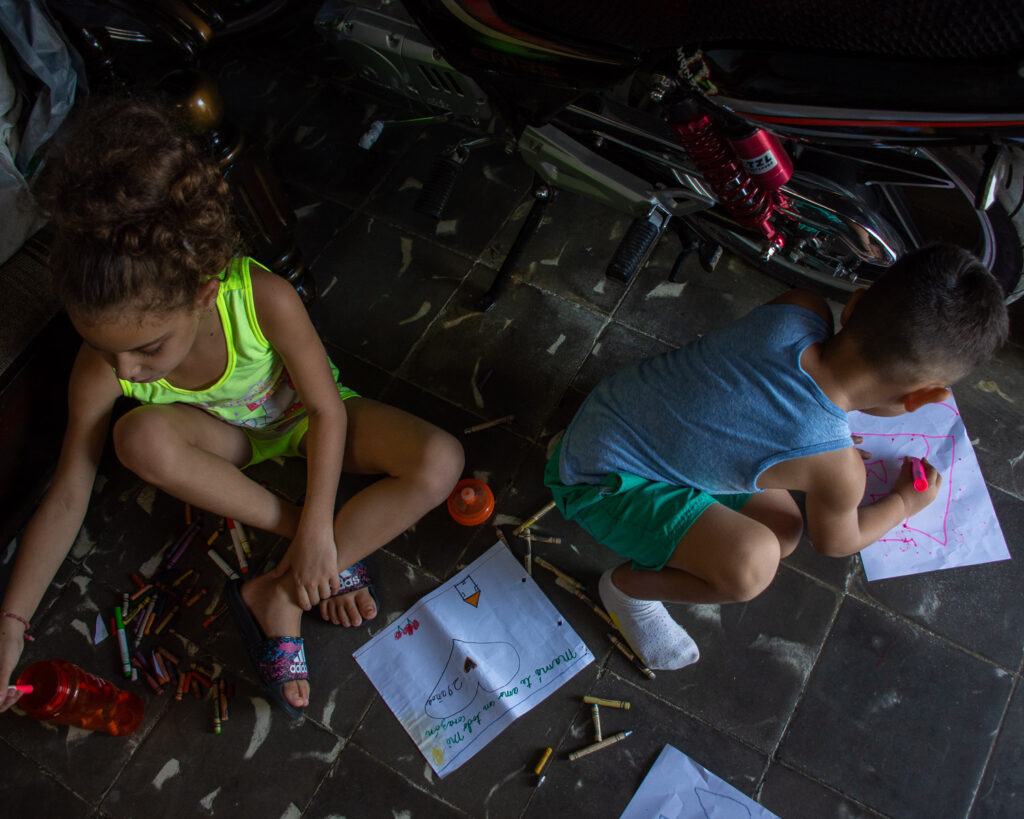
[559,303,851,493]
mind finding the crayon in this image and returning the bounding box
[513,501,556,536]
[533,556,583,589]
[176,671,189,701]
[219,678,229,722]
[533,746,553,775]
[583,696,631,710]
[555,577,614,627]
[607,633,656,680]
[568,730,632,761]
[463,414,515,434]
[910,457,929,492]
[523,533,561,544]
[203,603,228,627]
[524,529,532,576]
[185,587,207,607]
[495,527,512,551]
[172,568,195,587]
[591,703,602,742]
[213,698,222,735]
[165,520,201,570]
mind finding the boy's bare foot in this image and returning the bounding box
[318,587,377,626]
[240,573,309,710]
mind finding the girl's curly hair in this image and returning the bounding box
[34,96,238,318]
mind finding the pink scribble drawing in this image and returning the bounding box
[854,431,957,555]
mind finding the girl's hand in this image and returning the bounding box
[0,623,26,712]
[892,457,941,518]
[272,532,341,611]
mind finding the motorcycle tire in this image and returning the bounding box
[687,144,1024,303]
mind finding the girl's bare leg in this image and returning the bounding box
[310,398,464,626]
[114,403,309,707]
[114,399,464,707]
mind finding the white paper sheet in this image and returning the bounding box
[848,397,1010,581]
[620,744,779,819]
[353,542,594,777]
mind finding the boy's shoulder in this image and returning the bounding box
[766,289,833,325]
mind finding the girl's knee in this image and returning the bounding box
[411,427,464,501]
[113,406,180,482]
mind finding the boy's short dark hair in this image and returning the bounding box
[843,244,1010,384]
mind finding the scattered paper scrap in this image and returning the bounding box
[620,744,779,819]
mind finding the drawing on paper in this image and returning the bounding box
[353,542,594,777]
[849,397,1010,581]
[456,575,481,607]
[425,638,520,718]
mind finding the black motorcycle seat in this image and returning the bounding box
[499,0,1024,60]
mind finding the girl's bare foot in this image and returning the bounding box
[318,587,377,626]
[240,573,309,710]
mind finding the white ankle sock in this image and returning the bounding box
[599,568,700,671]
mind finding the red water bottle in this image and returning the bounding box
[16,660,144,736]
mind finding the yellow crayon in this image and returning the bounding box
[513,501,556,536]
[582,696,631,710]
[568,730,632,761]
[533,746,553,775]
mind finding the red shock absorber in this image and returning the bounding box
[668,103,788,257]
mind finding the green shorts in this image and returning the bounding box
[243,383,360,468]
[543,441,752,571]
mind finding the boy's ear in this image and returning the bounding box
[903,385,953,413]
[839,289,866,326]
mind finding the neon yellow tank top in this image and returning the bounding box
[119,257,339,436]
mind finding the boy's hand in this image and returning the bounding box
[0,625,25,712]
[272,532,341,611]
[892,457,941,518]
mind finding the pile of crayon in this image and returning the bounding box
[106,506,249,733]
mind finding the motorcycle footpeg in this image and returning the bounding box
[606,213,666,283]
[415,150,467,219]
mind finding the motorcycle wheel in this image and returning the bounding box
[687,145,1024,303]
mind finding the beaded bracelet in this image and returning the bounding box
[0,612,34,641]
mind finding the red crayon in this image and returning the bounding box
[910,458,929,492]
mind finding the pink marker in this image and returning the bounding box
[910,458,928,492]
[8,684,33,694]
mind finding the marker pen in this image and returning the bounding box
[910,457,929,492]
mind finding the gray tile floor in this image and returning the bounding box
[3,10,1024,819]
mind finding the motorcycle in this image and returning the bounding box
[315,0,1024,309]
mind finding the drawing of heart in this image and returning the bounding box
[424,639,521,719]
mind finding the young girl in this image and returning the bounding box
[0,98,464,718]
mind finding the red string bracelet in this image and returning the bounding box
[0,612,34,641]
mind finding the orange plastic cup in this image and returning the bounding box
[447,479,495,526]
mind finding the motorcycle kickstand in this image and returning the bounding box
[669,221,724,281]
[476,180,555,312]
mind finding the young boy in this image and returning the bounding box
[544,245,1009,670]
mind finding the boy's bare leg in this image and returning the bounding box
[312,398,464,626]
[601,489,802,670]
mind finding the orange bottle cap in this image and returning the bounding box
[447,479,495,526]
